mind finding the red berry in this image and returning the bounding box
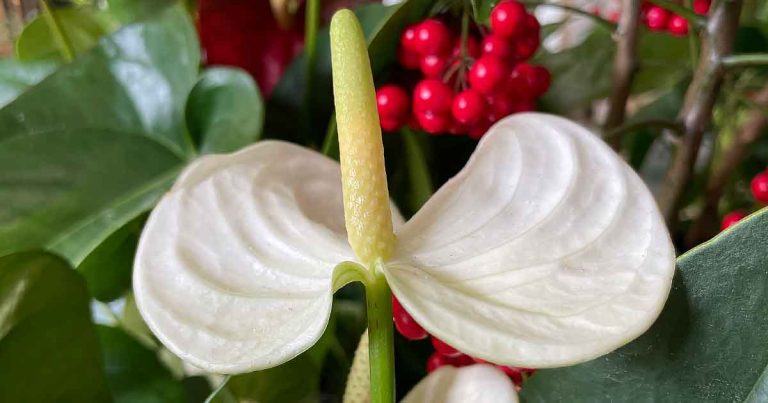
[505,63,535,98]
[400,25,419,53]
[469,56,508,95]
[392,295,428,340]
[529,65,551,97]
[667,14,689,36]
[452,354,475,367]
[413,79,453,113]
[486,93,514,122]
[416,111,450,134]
[468,119,492,140]
[414,19,452,56]
[452,89,486,125]
[497,365,524,384]
[644,6,670,31]
[693,0,710,15]
[751,171,768,203]
[380,118,401,132]
[376,84,409,127]
[431,336,462,358]
[420,54,448,78]
[490,0,527,38]
[721,211,747,230]
[427,352,451,372]
[512,13,541,60]
[481,34,512,61]
[398,48,421,70]
[452,36,481,59]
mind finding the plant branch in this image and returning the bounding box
[39,0,74,62]
[607,119,684,139]
[603,0,641,150]
[519,0,617,31]
[722,54,768,68]
[685,85,768,246]
[657,0,743,228]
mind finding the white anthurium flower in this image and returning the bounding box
[402,365,519,403]
[133,9,674,395]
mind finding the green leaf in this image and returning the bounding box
[78,215,144,302]
[633,32,691,94]
[521,207,768,402]
[0,251,110,402]
[0,4,199,265]
[0,4,199,156]
[16,7,116,61]
[107,0,179,23]
[536,30,614,114]
[0,59,58,107]
[97,325,186,403]
[186,67,264,154]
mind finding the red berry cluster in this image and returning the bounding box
[720,169,768,230]
[375,0,550,140]
[393,295,535,388]
[641,0,710,36]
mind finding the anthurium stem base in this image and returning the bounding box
[366,267,395,403]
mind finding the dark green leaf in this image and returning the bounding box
[633,32,691,94]
[78,215,144,302]
[521,207,768,402]
[0,129,183,265]
[0,4,199,157]
[16,7,116,61]
[536,30,614,114]
[0,251,110,402]
[0,59,58,107]
[186,67,264,154]
[0,4,198,264]
[98,325,186,403]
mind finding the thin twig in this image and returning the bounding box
[607,119,684,139]
[657,0,744,228]
[721,53,768,68]
[685,85,768,246]
[603,0,641,151]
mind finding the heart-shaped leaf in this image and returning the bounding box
[0,252,110,402]
[521,207,768,401]
[185,67,264,154]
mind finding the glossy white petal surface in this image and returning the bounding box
[402,365,518,403]
[134,141,383,373]
[387,113,675,368]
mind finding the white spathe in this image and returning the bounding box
[133,113,675,373]
[402,364,519,403]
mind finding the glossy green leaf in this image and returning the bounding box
[98,325,186,403]
[0,128,182,265]
[78,215,144,302]
[0,252,110,402]
[0,59,58,107]
[186,67,264,154]
[521,207,768,402]
[107,0,178,23]
[0,4,199,156]
[16,7,116,61]
[0,4,198,265]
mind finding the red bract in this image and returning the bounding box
[751,171,768,203]
[721,211,747,230]
[392,295,428,340]
[469,56,508,95]
[667,14,689,36]
[452,89,486,125]
[413,79,453,114]
[414,19,452,56]
[198,0,303,98]
[490,0,528,38]
[644,6,670,31]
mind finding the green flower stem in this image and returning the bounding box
[321,114,339,159]
[365,268,395,403]
[402,127,434,212]
[40,0,75,62]
[302,0,321,145]
[721,54,768,68]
